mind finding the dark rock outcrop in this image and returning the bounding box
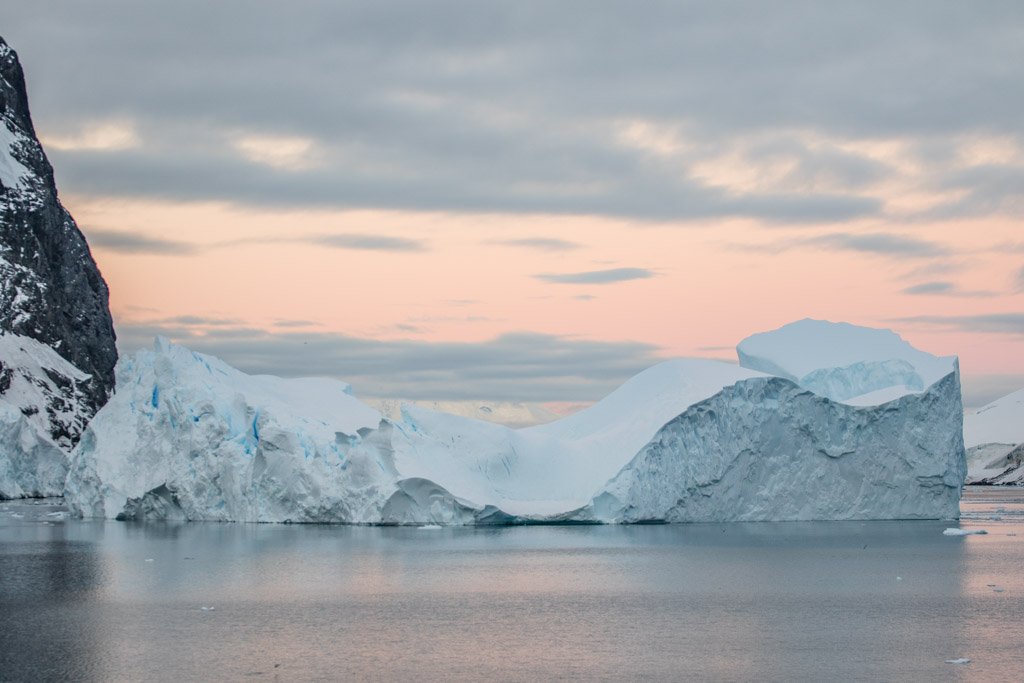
[0,35,117,429]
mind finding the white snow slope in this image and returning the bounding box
[963,387,1024,484]
[66,321,965,524]
[0,333,92,498]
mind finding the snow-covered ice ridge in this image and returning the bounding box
[65,319,966,524]
[964,387,1024,485]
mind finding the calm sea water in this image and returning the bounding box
[2,487,1023,681]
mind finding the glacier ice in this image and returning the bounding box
[65,320,966,524]
[0,333,95,498]
[0,401,68,498]
[65,338,394,522]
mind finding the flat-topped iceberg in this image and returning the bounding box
[65,320,966,524]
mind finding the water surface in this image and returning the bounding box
[2,487,1022,681]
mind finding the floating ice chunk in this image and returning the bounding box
[942,528,987,536]
[418,524,443,530]
[200,606,215,611]
[144,558,154,562]
[945,658,970,665]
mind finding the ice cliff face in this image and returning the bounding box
[66,339,398,522]
[0,36,117,422]
[583,372,963,522]
[66,321,965,523]
[964,387,1024,485]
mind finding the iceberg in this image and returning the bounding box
[963,387,1024,485]
[578,320,963,522]
[66,320,966,524]
[65,338,395,522]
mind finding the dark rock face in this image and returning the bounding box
[0,36,117,427]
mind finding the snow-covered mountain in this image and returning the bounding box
[0,36,118,497]
[65,320,965,524]
[964,387,1024,485]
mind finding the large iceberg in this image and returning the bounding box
[963,387,1024,485]
[66,320,966,524]
[66,338,395,522]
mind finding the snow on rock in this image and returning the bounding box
[736,319,956,404]
[65,338,396,522]
[66,320,966,524]
[0,332,92,448]
[0,35,118,418]
[963,387,1024,485]
[0,117,32,191]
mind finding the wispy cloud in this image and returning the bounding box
[901,281,996,297]
[308,234,427,252]
[488,237,582,252]
[727,231,951,259]
[804,232,950,258]
[85,228,198,255]
[535,267,655,285]
[891,313,1024,334]
[87,229,428,255]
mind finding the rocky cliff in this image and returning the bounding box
[0,36,117,437]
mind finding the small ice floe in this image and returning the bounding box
[10,512,24,519]
[144,558,155,562]
[992,587,1005,593]
[896,576,903,581]
[418,524,443,530]
[45,511,67,518]
[945,658,970,665]
[943,528,987,536]
[200,606,216,611]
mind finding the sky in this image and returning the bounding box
[3,1,1023,408]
